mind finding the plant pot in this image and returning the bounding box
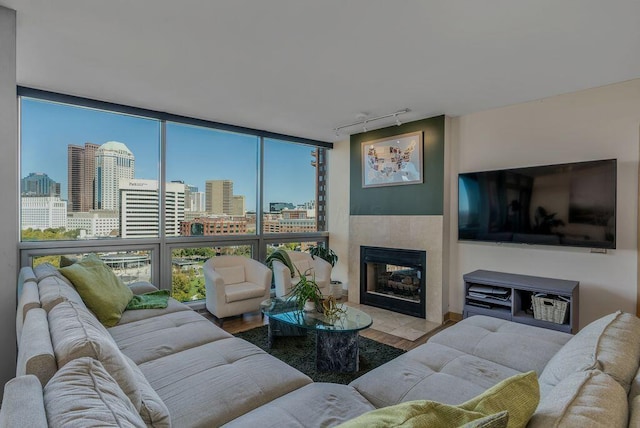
[330,281,343,299]
[303,300,316,312]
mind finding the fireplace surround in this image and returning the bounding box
[360,246,426,318]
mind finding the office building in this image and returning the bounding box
[21,172,60,197]
[232,195,245,216]
[67,142,99,212]
[21,196,67,230]
[67,210,119,237]
[95,141,135,211]
[205,179,233,215]
[119,179,184,238]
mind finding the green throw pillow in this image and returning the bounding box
[461,411,509,428]
[59,255,78,267]
[59,254,133,327]
[338,371,538,428]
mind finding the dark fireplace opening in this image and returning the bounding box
[360,246,426,318]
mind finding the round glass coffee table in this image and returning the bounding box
[261,298,373,372]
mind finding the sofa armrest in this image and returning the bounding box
[243,260,272,292]
[0,375,47,428]
[16,308,57,387]
[16,281,40,343]
[310,256,332,283]
[204,264,227,308]
[128,281,159,295]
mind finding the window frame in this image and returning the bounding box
[18,87,331,299]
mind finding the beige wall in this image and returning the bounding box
[327,138,350,286]
[0,5,18,400]
[448,79,640,328]
[328,79,640,329]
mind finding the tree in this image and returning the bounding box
[171,270,192,302]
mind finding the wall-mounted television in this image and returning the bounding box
[458,159,616,249]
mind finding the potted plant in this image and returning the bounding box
[285,269,323,312]
[308,244,338,267]
[309,244,343,298]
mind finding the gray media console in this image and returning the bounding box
[463,270,579,334]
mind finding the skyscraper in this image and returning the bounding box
[67,142,99,212]
[232,195,245,216]
[119,179,184,238]
[205,179,233,215]
[94,141,135,210]
[21,172,61,197]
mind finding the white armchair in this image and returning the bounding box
[203,256,272,325]
[273,251,332,298]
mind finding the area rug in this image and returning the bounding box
[235,325,406,384]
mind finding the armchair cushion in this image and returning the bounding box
[226,283,267,303]
[294,259,312,276]
[217,266,245,285]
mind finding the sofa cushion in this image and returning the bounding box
[341,371,538,428]
[223,383,377,428]
[539,311,640,394]
[44,357,146,428]
[123,354,171,428]
[37,275,87,313]
[529,370,628,427]
[350,342,521,408]
[59,254,133,327]
[16,308,57,386]
[34,262,72,284]
[429,315,572,375]
[140,337,312,427]
[629,365,640,426]
[16,280,40,342]
[117,296,191,325]
[109,309,233,365]
[48,300,142,411]
[0,375,48,428]
[217,265,245,285]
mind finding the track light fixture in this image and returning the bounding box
[333,108,410,136]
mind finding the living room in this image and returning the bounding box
[1,2,640,424]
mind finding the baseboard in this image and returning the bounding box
[445,311,463,322]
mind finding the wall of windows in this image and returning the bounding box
[19,88,331,303]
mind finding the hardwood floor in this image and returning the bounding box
[198,308,455,351]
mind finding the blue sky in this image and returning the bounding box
[21,98,317,211]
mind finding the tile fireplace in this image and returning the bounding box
[360,246,426,318]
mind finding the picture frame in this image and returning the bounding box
[362,131,423,188]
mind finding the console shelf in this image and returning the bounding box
[463,270,579,334]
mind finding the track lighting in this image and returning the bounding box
[333,109,410,136]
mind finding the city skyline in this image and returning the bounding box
[21,97,318,212]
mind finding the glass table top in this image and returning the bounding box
[261,298,373,333]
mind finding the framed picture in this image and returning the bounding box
[362,131,423,188]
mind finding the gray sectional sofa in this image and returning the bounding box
[2,263,640,427]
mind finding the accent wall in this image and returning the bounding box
[350,115,445,216]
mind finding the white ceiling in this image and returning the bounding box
[2,0,640,142]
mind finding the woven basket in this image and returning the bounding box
[532,295,569,324]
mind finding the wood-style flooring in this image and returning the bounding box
[199,306,455,351]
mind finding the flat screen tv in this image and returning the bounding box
[458,159,616,249]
